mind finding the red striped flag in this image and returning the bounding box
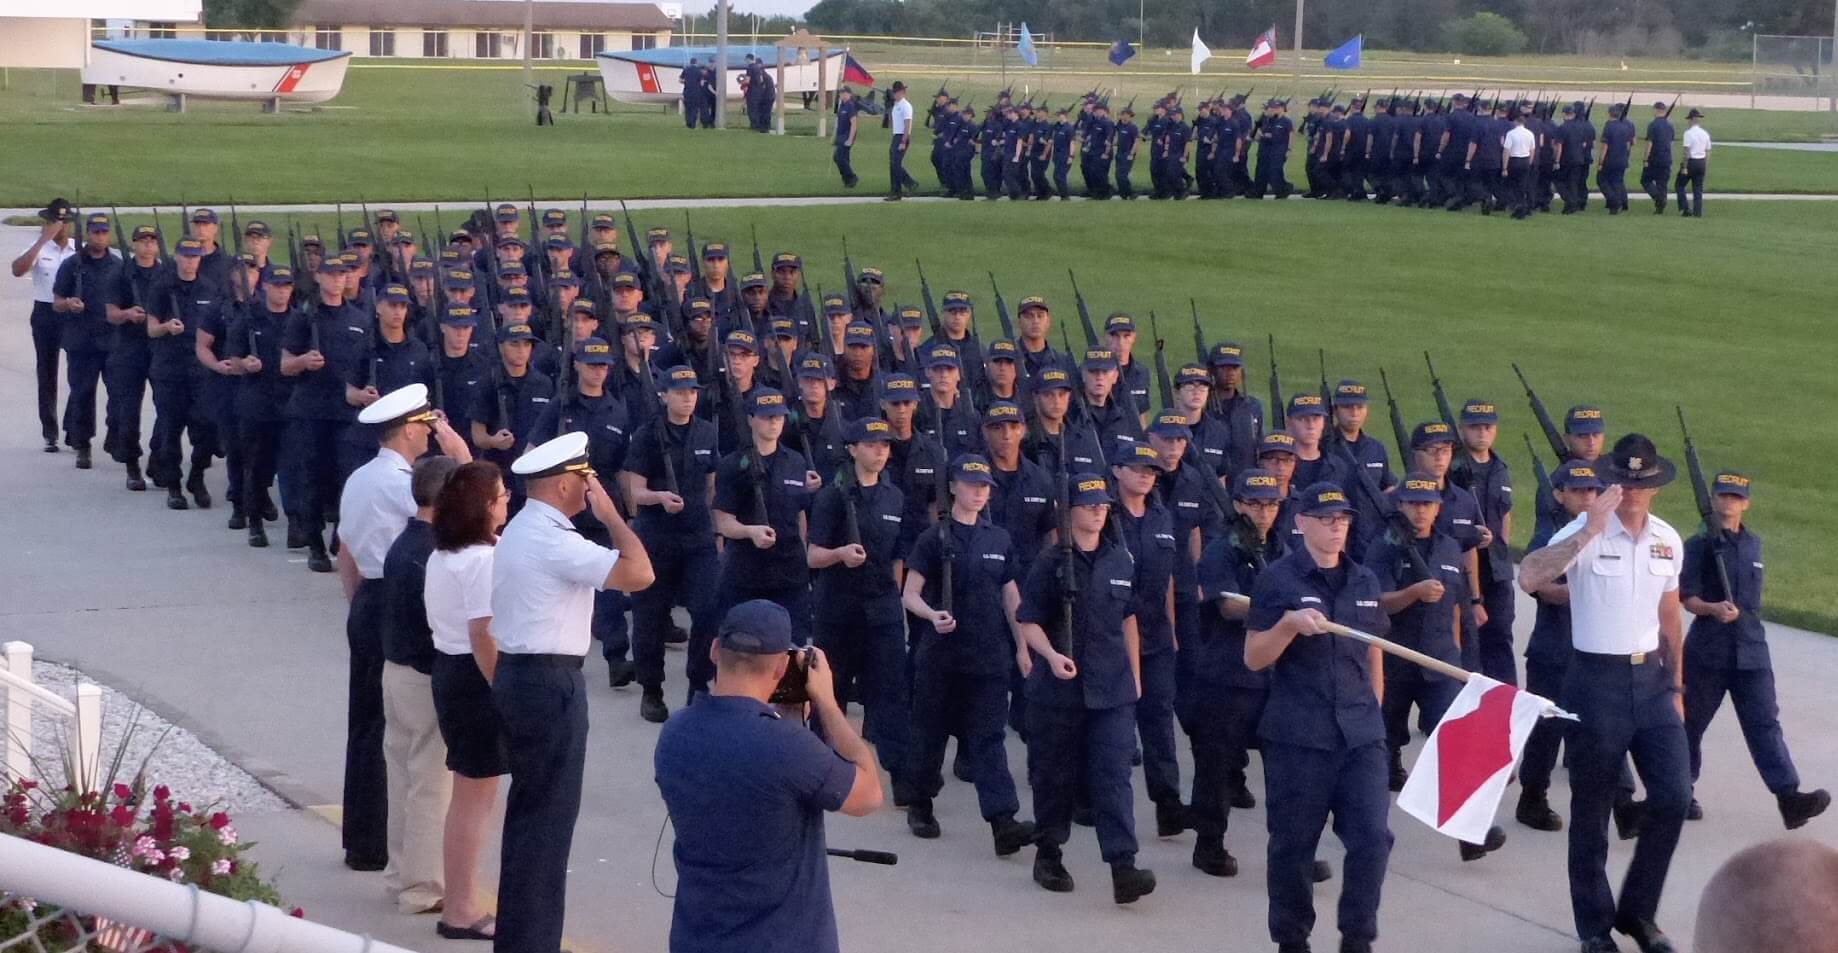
[842,54,874,87]
[1246,27,1277,69]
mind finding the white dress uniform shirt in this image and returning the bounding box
[1505,125,1537,158]
[26,238,76,303]
[425,544,495,656]
[890,98,914,137]
[338,447,417,579]
[1683,125,1711,160]
[1548,511,1684,655]
[490,498,620,656]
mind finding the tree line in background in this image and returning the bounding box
[785,0,1835,58]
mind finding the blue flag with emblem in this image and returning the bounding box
[1108,39,1136,66]
[1324,34,1362,70]
[1017,22,1038,66]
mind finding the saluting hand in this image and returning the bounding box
[1285,607,1331,636]
[1583,485,1623,537]
[840,543,867,568]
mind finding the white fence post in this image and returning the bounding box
[74,681,104,792]
[1,641,32,780]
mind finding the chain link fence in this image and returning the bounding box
[1752,34,1837,110]
[1,893,202,953]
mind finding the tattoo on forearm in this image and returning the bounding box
[1521,534,1588,589]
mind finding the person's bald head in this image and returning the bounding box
[1696,839,1838,953]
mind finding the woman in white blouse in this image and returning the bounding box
[425,461,512,942]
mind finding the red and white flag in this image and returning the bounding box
[1246,27,1278,69]
[1396,675,1553,844]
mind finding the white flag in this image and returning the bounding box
[1396,675,1552,845]
[1190,29,1212,75]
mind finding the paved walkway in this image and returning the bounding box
[4,224,1836,952]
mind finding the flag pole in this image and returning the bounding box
[1291,0,1305,102]
[1219,593,1578,719]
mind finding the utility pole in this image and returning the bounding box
[522,0,534,116]
[1292,0,1305,103]
[715,0,730,128]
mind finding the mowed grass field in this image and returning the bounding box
[2,59,1836,206]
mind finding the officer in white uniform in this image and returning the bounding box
[9,199,78,452]
[490,431,653,953]
[1518,432,1689,953]
[335,383,470,871]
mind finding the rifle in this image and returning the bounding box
[1662,92,1681,120]
[1378,367,1410,462]
[1317,349,1332,411]
[1511,362,1567,465]
[750,223,765,277]
[1677,406,1734,606]
[1051,437,1080,657]
[731,359,771,527]
[987,272,1025,388]
[684,212,703,295]
[1522,433,1551,519]
[930,387,955,613]
[1189,298,1206,365]
[334,202,345,244]
[1149,310,1173,409]
[842,235,859,314]
[1066,269,1100,348]
[151,208,170,264]
[180,195,192,239]
[915,259,942,340]
[1425,351,1457,431]
[1267,334,1285,431]
[1333,434,1434,580]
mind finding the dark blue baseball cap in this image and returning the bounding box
[1104,312,1136,334]
[1068,473,1112,507]
[1082,348,1119,372]
[982,400,1025,427]
[1233,468,1283,501]
[749,388,791,417]
[1258,431,1297,457]
[922,343,961,370]
[574,337,616,365]
[1459,399,1499,425]
[1114,442,1162,471]
[1393,471,1443,503]
[1033,367,1074,392]
[843,322,877,346]
[846,416,895,444]
[497,323,537,343]
[1208,342,1245,367]
[377,283,410,304]
[1288,393,1328,418]
[1297,481,1354,516]
[262,264,295,286]
[1147,410,1192,441]
[1333,379,1368,405]
[723,329,758,354]
[796,353,834,380]
[662,365,702,390]
[985,339,1019,362]
[718,599,795,655]
[951,453,996,486]
[1175,364,1210,388]
[879,373,921,403]
[1712,470,1751,498]
[1554,462,1606,491]
[1411,420,1458,449]
[1565,404,1605,435]
[439,306,477,326]
[174,238,205,258]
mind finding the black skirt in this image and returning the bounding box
[432,651,511,779]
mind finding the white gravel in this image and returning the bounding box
[10,662,287,814]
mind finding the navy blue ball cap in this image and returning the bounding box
[718,599,795,655]
[1233,468,1282,501]
[1459,399,1498,425]
[1565,404,1605,435]
[1411,420,1458,449]
[843,322,877,346]
[1104,312,1136,334]
[748,387,791,417]
[985,339,1019,361]
[439,306,477,326]
[1333,379,1368,405]
[1081,348,1118,372]
[796,353,834,380]
[1174,364,1210,388]
[663,365,703,390]
[1298,481,1354,517]
[377,283,411,304]
[262,264,295,285]
[845,416,895,444]
[1208,342,1245,367]
[1554,461,1606,491]
[1287,393,1327,418]
[497,323,537,343]
[879,373,921,403]
[1712,470,1750,498]
[1393,471,1443,503]
[981,400,1025,427]
[573,337,616,365]
[1147,410,1192,441]
[723,329,758,354]
[1033,367,1074,392]
[1114,442,1162,470]
[950,453,996,486]
[1258,431,1297,457]
[1068,472,1113,507]
[922,343,961,370]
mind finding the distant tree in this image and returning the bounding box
[1438,11,1528,54]
[203,0,302,29]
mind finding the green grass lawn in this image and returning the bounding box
[2,62,1835,206]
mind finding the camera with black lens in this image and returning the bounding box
[768,646,812,706]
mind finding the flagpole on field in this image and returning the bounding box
[1291,0,1305,102]
[1219,592,1578,720]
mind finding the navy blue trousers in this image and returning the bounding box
[1029,702,1138,863]
[832,143,857,186]
[62,346,106,447]
[149,375,216,487]
[493,657,588,953]
[1563,653,1690,941]
[1252,151,1291,198]
[1179,685,1264,841]
[1264,739,1392,946]
[817,614,909,777]
[1598,165,1629,211]
[1113,158,1135,198]
[1383,657,1461,752]
[906,663,1019,820]
[629,540,718,690]
[104,348,149,464]
[1683,660,1798,792]
[285,418,346,532]
[1523,658,1638,802]
[691,578,808,698]
[342,578,388,865]
[1135,649,1181,806]
[30,303,59,443]
[1641,159,1671,209]
[889,138,917,195]
[1478,575,1519,686]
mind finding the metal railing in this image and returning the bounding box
[0,833,418,953]
[0,643,102,793]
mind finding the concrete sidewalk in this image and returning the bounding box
[4,226,1836,953]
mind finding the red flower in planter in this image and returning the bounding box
[208,812,231,831]
[112,783,134,801]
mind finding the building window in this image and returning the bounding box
[579,33,606,58]
[423,30,449,57]
[476,32,503,58]
[367,28,395,56]
[147,21,177,39]
[533,31,554,59]
[260,30,286,43]
[314,25,342,50]
[632,32,660,51]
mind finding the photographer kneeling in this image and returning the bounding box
[655,600,884,953]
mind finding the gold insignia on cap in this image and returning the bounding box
[1320,491,1348,504]
[1246,475,1278,487]
[1405,479,1438,492]
[962,461,991,473]
[1077,478,1107,493]
[758,393,784,406]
